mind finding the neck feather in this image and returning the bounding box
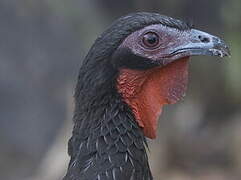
[64,62,153,180]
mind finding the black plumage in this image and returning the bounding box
[63,12,230,180]
[64,12,169,180]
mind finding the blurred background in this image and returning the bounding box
[0,0,240,180]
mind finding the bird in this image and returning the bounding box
[63,12,230,180]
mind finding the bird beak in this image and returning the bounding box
[160,29,230,65]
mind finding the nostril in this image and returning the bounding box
[198,35,210,43]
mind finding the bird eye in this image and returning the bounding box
[142,32,160,48]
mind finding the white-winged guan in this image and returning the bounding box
[63,12,230,180]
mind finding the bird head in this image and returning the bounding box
[81,12,230,139]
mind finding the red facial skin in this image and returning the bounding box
[117,58,189,139]
[115,20,229,138]
[115,24,191,139]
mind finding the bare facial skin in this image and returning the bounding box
[116,24,230,138]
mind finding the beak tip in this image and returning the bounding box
[209,48,230,58]
[212,40,231,58]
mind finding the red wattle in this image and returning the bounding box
[117,58,189,138]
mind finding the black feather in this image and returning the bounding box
[63,12,190,180]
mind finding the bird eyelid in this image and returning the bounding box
[138,29,162,50]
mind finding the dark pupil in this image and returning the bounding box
[146,34,157,44]
[143,32,159,47]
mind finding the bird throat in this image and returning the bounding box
[117,58,189,139]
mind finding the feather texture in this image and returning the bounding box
[63,12,189,180]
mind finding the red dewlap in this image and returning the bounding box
[117,58,189,139]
